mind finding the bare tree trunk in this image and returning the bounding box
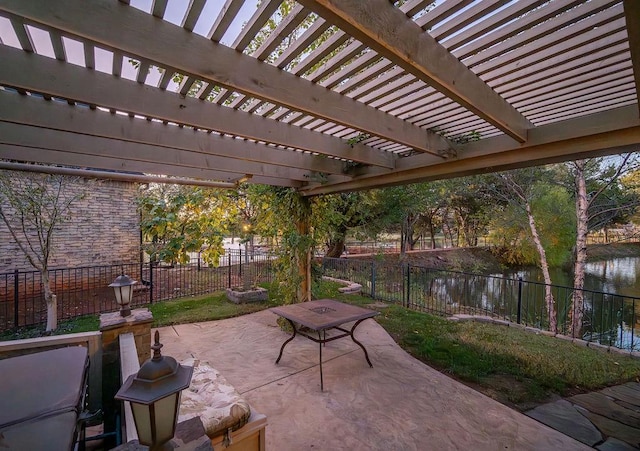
[572,160,589,337]
[42,271,57,331]
[429,222,436,249]
[525,203,557,332]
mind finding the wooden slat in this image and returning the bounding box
[290,29,350,75]
[207,0,244,42]
[274,17,329,68]
[0,46,396,168]
[624,0,640,115]
[112,49,123,76]
[151,0,168,18]
[49,29,66,60]
[511,69,634,108]
[430,0,512,42]
[520,79,636,115]
[232,0,280,51]
[253,4,309,61]
[0,0,451,155]
[481,25,628,85]
[452,0,584,61]
[463,0,620,69]
[441,0,547,51]
[304,41,365,82]
[499,55,630,100]
[493,43,630,94]
[136,60,150,84]
[10,18,34,52]
[182,0,206,31]
[300,0,532,142]
[415,0,475,31]
[83,42,95,69]
[320,51,382,89]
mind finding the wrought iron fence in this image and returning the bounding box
[322,257,640,351]
[0,249,275,331]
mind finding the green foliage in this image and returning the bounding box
[248,186,323,304]
[137,184,234,266]
[346,132,371,147]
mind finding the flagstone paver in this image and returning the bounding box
[526,400,603,446]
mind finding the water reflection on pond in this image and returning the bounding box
[488,257,640,351]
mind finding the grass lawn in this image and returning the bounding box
[2,281,639,410]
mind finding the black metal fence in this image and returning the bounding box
[0,249,275,332]
[322,257,640,351]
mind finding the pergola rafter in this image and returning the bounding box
[0,0,635,194]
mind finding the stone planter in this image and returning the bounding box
[225,287,268,304]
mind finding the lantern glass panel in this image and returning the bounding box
[120,285,132,304]
[131,402,152,445]
[155,393,179,444]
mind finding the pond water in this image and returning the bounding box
[490,257,640,350]
[500,257,640,299]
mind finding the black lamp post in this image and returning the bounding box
[115,331,193,450]
[109,274,137,317]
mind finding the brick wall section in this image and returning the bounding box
[0,175,140,273]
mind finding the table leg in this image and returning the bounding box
[350,319,374,367]
[318,330,324,391]
[275,318,297,364]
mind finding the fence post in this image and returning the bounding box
[228,253,232,288]
[239,247,242,277]
[371,261,376,299]
[14,268,19,328]
[405,263,411,307]
[632,298,636,352]
[517,277,523,324]
[149,262,154,305]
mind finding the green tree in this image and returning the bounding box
[0,171,87,331]
[561,155,640,335]
[248,185,329,303]
[137,184,234,266]
[490,168,575,332]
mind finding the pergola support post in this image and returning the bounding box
[296,196,312,303]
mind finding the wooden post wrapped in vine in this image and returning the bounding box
[296,197,312,303]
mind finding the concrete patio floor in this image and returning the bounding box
[156,309,589,450]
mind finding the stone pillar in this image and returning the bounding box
[100,308,153,365]
[99,308,153,448]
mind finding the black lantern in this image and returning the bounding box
[115,331,193,450]
[109,274,137,317]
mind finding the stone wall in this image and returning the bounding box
[0,173,140,273]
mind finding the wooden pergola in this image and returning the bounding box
[0,0,638,196]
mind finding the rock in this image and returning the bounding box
[569,393,640,429]
[525,400,603,446]
[596,437,639,450]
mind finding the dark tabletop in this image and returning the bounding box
[270,299,378,331]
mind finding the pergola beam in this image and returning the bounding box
[0,122,317,182]
[301,105,640,195]
[0,0,453,156]
[0,144,300,188]
[0,91,347,176]
[298,0,533,142]
[623,0,640,116]
[0,46,396,169]
[0,161,238,189]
